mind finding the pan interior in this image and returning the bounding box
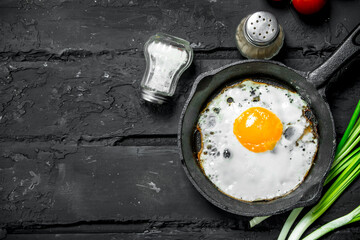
[192,77,319,201]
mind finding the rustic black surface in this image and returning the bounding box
[0,0,360,239]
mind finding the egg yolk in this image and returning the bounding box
[233,107,283,153]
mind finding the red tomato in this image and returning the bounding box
[292,0,327,15]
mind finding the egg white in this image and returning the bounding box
[197,80,318,201]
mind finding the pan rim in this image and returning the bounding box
[178,60,336,216]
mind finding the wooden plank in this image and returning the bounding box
[0,143,242,226]
[5,228,360,240]
[1,143,360,231]
[0,0,359,53]
[0,55,335,140]
[0,57,230,140]
[0,0,359,239]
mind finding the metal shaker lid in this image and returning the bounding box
[244,11,280,46]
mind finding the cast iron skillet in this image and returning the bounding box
[178,24,360,217]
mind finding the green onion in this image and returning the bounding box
[251,100,360,237]
[324,146,360,185]
[334,127,360,165]
[302,205,360,240]
[277,207,303,240]
[287,152,360,240]
[335,101,360,154]
[351,118,360,136]
[280,100,360,240]
[249,216,271,228]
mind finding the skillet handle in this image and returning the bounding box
[307,23,360,89]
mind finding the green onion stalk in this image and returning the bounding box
[302,204,360,240]
[287,152,360,240]
[250,100,360,240]
[249,215,271,228]
[282,100,360,240]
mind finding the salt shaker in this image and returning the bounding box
[235,11,284,60]
[140,33,193,104]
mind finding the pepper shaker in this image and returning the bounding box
[235,11,284,60]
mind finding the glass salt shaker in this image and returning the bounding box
[140,33,193,104]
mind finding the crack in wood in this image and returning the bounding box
[0,46,339,62]
[0,134,67,143]
[5,219,249,234]
[0,49,139,62]
[114,134,177,146]
[76,134,178,146]
[0,134,178,146]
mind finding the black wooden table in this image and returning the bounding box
[0,0,360,239]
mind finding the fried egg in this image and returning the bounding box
[197,79,318,201]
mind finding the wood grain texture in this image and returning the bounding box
[0,0,359,53]
[1,143,359,238]
[0,143,238,225]
[0,56,334,141]
[5,229,360,240]
[1,0,360,239]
